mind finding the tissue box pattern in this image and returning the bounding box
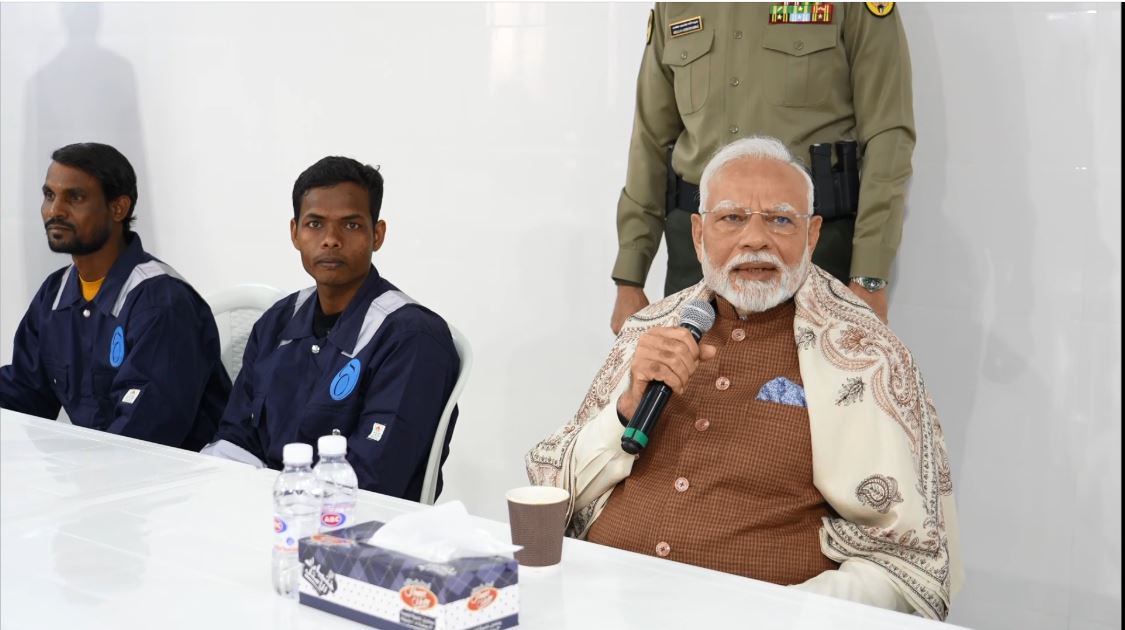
[299,521,519,630]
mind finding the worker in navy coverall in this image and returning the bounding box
[0,143,231,450]
[204,157,460,502]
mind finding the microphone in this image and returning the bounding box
[621,300,716,455]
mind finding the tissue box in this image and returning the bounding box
[298,521,519,630]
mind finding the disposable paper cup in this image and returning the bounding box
[505,486,569,567]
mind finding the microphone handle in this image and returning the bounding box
[621,381,671,454]
[619,321,706,456]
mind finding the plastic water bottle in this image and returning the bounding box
[272,442,319,598]
[315,432,358,533]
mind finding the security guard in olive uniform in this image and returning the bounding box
[611,2,913,332]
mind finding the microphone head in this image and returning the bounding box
[680,300,716,335]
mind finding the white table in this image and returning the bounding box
[0,410,965,629]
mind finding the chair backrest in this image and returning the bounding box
[206,284,286,381]
[419,322,472,505]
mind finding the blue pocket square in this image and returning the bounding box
[755,377,807,408]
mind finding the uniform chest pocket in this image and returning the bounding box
[663,30,715,115]
[43,361,71,403]
[301,401,359,442]
[92,368,119,427]
[760,25,840,107]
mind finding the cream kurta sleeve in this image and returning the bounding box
[792,560,913,614]
[568,381,637,513]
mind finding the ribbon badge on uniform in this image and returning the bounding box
[330,358,361,401]
[865,2,894,17]
[109,326,126,367]
[769,3,834,24]
[669,16,703,38]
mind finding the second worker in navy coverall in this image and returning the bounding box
[204,156,460,502]
[0,143,231,450]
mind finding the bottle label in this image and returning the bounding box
[274,514,296,552]
[320,502,355,532]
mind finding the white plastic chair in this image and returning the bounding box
[206,284,286,381]
[419,323,472,505]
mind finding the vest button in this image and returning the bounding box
[694,418,710,432]
[82,309,90,318]
[731,328,746,341]
[655,541,671,557]
[674,477,690,492]
[715,376,731,391]
[311,344,321,354]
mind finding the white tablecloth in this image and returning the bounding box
[0,410,964,629]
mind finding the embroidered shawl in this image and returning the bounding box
[525,266,963,619]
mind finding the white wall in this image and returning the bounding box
[0,3,1119,629]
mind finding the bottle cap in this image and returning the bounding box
[282,442,313,465]
[318,434,347,457]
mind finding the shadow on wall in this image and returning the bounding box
[20,3,155,294]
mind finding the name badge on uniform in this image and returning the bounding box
[122,388,141,404]
[769,3,834,24]
[367,422,386,442]
[669,16,703,38]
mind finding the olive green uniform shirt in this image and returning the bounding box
[613,2,915,286]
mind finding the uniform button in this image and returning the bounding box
[694,417,710,432]
[728,125,740,135]
[731,328,746,342]
[680,51,688,60]
[730,77,740,87]
[794,40,805,51]
[655,541,671,557]
[733,30,743,39]
[82,309,90,318]
[715,376,731,391]
[674,477,690,492]
[311,344,320,354]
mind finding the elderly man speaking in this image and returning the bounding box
[526,136,961,619]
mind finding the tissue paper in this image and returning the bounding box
[366,501,521,562]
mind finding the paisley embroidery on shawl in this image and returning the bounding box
[835,376,865,406]
[795,327,816,350]
[855,475,903,513]
[797,268,955,616]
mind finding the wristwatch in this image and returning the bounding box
[851,276,888,292]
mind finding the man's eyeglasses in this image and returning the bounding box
[699,207,811,236]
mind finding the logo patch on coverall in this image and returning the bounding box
[109,326,126,367]
[330,358,361,401]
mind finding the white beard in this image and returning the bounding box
[701,240,810,314]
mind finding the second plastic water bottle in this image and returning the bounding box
[272,442,319,599]
[315,433,358,533]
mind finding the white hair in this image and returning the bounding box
[698,136,814,214]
